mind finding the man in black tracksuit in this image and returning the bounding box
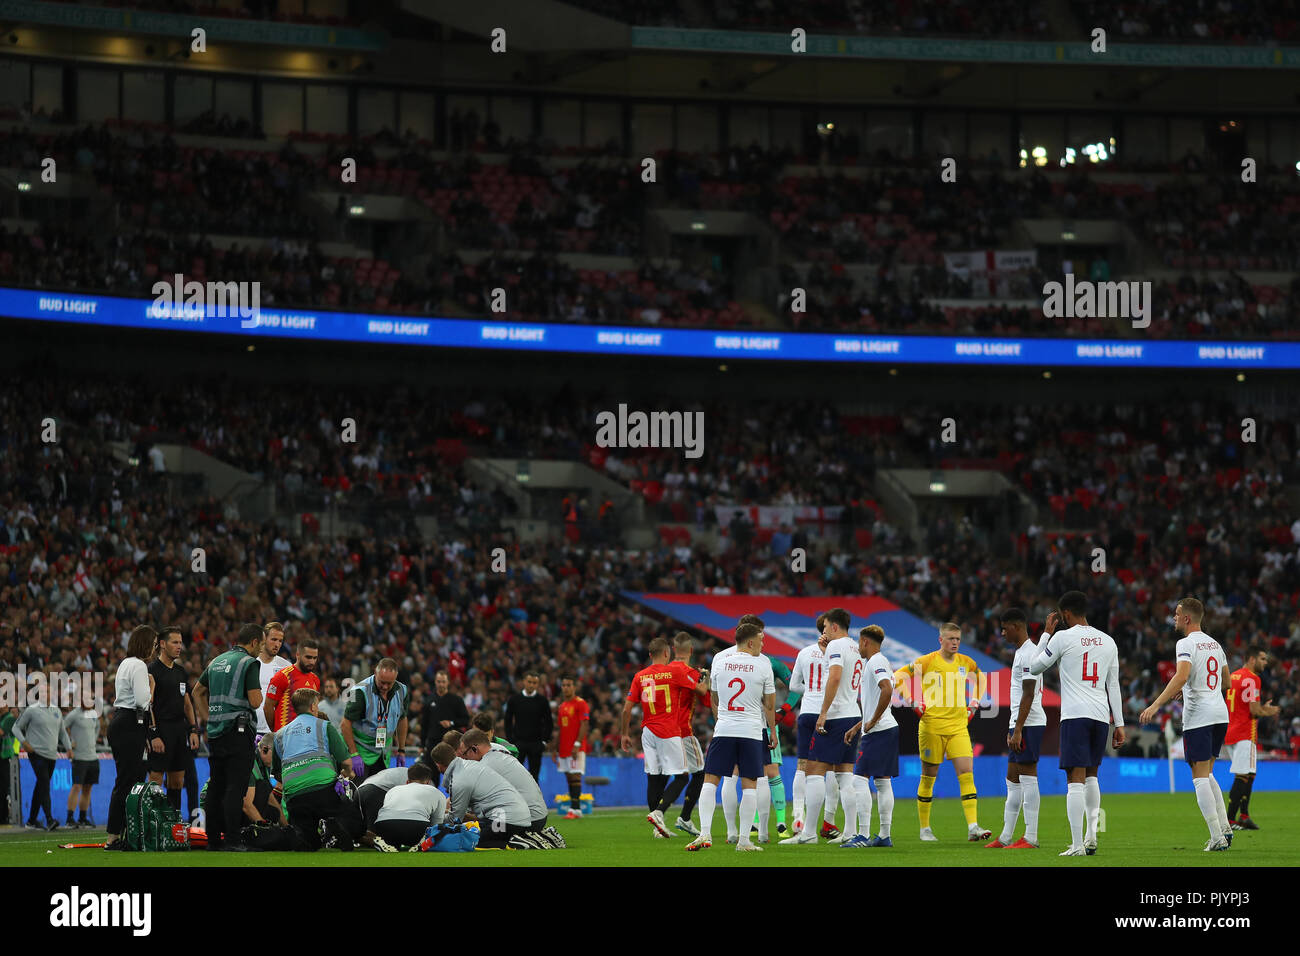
[419,670,469,787]
[503,672,552,781]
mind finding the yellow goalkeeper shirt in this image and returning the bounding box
[893,651,983,735]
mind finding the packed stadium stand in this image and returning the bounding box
[2,358,1298,756]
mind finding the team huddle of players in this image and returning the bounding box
[624,591,1274,855]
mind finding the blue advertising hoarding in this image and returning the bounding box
[4,287,1297,369]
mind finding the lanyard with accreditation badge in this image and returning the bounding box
[374,690,391,750]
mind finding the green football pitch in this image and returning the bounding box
[1,792,1295,867]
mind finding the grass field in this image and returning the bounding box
[1,792,1295,867]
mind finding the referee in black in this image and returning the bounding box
[503,672,553,781]
[147,625,199,813]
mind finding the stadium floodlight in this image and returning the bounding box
[516,460,530,483]
[1018,148,1028,168]
[929,470,946,494]
[817,122,835,136]
[1031,146,1047,167]
[349,204,365,216]
[690,219,706,231]
[16,181,30,192]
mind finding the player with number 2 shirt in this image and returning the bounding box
[685,621,776,853]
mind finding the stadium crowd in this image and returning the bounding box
[5,120,1300,336]
[1,372,1298,768]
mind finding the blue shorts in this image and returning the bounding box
[796,712,818,760]
[808,716,860,766]
[1009,725,1046,766]
[1059,718,1109,771]
[704,735,765,780]
[1183,723,1227,764]
[854,726,899,779]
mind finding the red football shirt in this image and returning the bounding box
[1225,667,1261,745]
[558,697,591,757]
[669,660,701,737]
[265,665,322,732]
[627,662,698,740]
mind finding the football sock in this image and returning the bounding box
[792,769,806,820]
[721,776,739,839]
[568,778,581,804]
[917,774,935,829]
[875,777,894,838]
[755,773,771,835]
[657,773,690,814]
[167,788,183,812]
[805,773,826,837]
[999,780,1022,844]
[680,772,705,821]
[1227,778,1244,820]
[737,788,757,847]
[1066,782,1085,848]
[1207,775,1230,832]
[1084,776,1101,842]
[958,771,979,827]
[1193,778,1222,842]
[647,774,667,812]
[770,775,786,825]
[698,782,718,840]
[853,775,872,835]
[836,771,857,838]
[1020,775,1040,844]
[824,771,839,824]
[1241,777,1254,817]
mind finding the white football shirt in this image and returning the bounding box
[1008,639,1047,729]
[790,642,830,715]
[1030,624,1123,726]
[1177,631,1229,730]
[860,651,899,733]
[256,655,292,733]
[824,637,864,720]
[711,650,775,740]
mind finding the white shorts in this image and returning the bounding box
[682,735,705,773]
[1226,739,1256,776]
[643,729,685,775]
[556,752,586,776]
